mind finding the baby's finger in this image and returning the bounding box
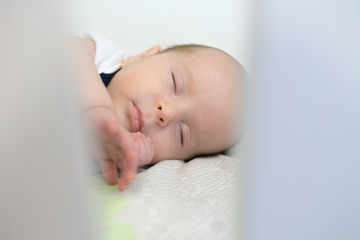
[117,175,130,191]
[113,127,133,153]
[94,118,116,143]
[99,158,118,185]
[104,120,118,135]
[119,132,138,181]
[124,147,138,182]
[145,136,154,163]
[137,135,146,163]
[115,161,127,191]
[138,136,154,166]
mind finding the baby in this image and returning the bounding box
[76,33,246,190]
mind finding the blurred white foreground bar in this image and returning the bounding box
[0,1,95,240]
[245,1,360,240]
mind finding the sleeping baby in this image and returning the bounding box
[76,32,246,190]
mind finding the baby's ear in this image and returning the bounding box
[121,45,161,68]
[140,45,161,57]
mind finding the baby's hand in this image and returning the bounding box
[84,107,154,190]
[115,132,154,190]
[131,132,154,167]
[84,107,138,189]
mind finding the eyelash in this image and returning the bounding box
[179,123,184,146]
[172,72,177,93]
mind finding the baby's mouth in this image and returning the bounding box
[130,102,144,132]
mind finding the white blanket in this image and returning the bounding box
[104,152,243,240]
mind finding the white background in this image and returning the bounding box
[70,0,252,70]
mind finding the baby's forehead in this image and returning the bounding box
[181,50,241,80]
[171,46,230,63]
[167,47,243,106]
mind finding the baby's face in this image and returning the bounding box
[107,49,242,164]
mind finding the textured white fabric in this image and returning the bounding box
[84,31,128,74]
[110,153,242,240]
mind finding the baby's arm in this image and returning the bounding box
[74,37,113,111]
[74,37,153,190]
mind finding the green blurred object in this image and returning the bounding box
[91,175,134,240]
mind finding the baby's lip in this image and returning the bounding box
[130,102,144,132]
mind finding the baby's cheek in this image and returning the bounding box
[151,138,175,163]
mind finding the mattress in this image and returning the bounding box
[91,147,243,240]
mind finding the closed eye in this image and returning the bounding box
[179,123,184,146]
[172,72,177,93]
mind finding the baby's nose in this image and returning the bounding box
[156,102,178,127]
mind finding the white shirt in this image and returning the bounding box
[84,31,128,74]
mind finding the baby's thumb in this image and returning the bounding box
[137,137,154,167]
